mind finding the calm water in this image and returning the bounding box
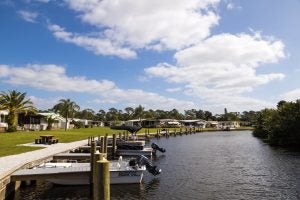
[14,131,300,200]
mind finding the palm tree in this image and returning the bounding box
[53,99,80,131]
[0,90,36,132]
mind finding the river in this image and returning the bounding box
[14,131,300,200]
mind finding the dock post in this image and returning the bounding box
[94,154,110,200]
[100,137,105,153]
[104,135,108,154]
[92,152,102,198]
[112,134,116,158]
[119,132,121,140]
[90,140,96,196]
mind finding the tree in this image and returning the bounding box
[96,109,106,121]
[0,90,36,132]
[78,108,95,120]
[196,109,205,119]
[133,105,145,119]
[253,100,300,147]
[53,99,80,131]
[204,111,213,120]
[184,109,197,119]
[169,109,182,119]
[106,108,119,121]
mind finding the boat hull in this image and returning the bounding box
[47,170,144,185]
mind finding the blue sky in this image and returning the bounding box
[1,0,300,114]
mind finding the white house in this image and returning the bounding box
[179,119,207,128]
[0,110,8,132]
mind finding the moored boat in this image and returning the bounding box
[34,155,161,185]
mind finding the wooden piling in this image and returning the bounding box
[90,140,96,196]
[112,134,116,158]
[104,135,108,154]
[92,152,102,192]
[93,155,110,200]
[100,137,105,153]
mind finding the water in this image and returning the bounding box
[14,131,300,200]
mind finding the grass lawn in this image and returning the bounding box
[0,127,122,157]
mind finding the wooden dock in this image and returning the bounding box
[11,164,90,181]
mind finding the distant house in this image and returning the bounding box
[91,120,104,127]
[179,119,207,128]
[158,119,181,128]
[141,119,159,128]
[18,112,66,131]
[206,121,219,128]
[219,121,240,129]
[0,110,8,132]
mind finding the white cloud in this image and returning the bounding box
[48,24,136,59]
[49,0,220,58]
[166,87,182,93]
[29,96,61,110]
[17,10,39,23]
[145,32,286,111]
[0,64,195,111]
[281,89,300,101]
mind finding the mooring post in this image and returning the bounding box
[119,132,121,140]
[104,135,108,154]
[112,134,116,158]
[90,140,96,196]
[100,137,105,153]
[92,151,102,197]
[94,154,110,200]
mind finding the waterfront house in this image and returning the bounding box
[18,112,66,131]
[219,121,240,129]
[180,119,207,128]
[159,119,181,128]
[206,121,219,128]
[0,110,8,132]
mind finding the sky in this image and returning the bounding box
[0,0,300,114]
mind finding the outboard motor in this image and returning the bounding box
[151,143,166,153]
[137,155,161,176]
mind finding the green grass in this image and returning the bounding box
[0,126,253,157]
[0,127,120,157]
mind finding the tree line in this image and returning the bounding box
[1,90,258,132]
[253,100,300,147]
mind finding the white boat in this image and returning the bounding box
[37,155,161,185]
[38,158,145,185]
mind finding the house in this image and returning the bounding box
[159,119,182,128]
[141,119,159,128]
[179,119,207,128]
[0,110,8,132]
[219,121,240,129]
[206,121,219,128]
[18,112,66,131]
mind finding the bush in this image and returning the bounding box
[7,125,17,132]
[72,120,84,129]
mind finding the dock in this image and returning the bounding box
[0,139,88,199]
[11,164,90,181]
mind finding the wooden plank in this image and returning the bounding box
[53,153,91,160]
[11,166,90,181]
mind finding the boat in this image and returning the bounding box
[110,121,142,133]
[34,156,161,185]
[110,124,142,133]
